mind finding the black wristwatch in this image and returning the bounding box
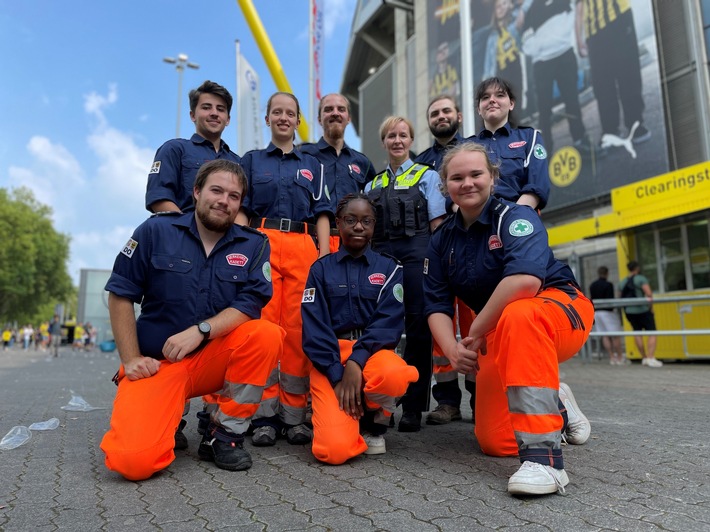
[197,321,211,340]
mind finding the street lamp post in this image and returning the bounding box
[163,53,200,138]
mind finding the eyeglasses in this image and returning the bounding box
[339,216,376,228]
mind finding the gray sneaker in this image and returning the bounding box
[251,426,277,447]
[426,404,462,425]
[285,423,312,445]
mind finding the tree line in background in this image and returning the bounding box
[0,187,75,325]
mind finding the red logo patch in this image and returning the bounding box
[508,141,527,149]
[368,273,386,285]
[488,235,502,250]
[299,169,314,181]
[351,164,361,174]
[226,253,248,267]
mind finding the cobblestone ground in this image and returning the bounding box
[1,345,708,531]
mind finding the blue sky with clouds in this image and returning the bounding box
[0,0,357,283]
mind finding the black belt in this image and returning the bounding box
[330,228,340,237]
[250,218,315,236]
[336,329,364,340]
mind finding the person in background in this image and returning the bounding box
[237,92,331,447]
[575,0,651,147]
[424,143,592,496]
[366,116,447,432]
[301,93,376,253]
[589,266,624,365]
[520,0,590,153]
[415,95,476,426]
[620,261,662,368]
[49,315,62,357]
[145,80,240,214]
[3,326,12,350]
[415,95,465,172]
[302,194,418,463]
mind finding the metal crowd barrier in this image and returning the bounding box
[582,294,710,360]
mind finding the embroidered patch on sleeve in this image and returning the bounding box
[393,283,404,303]
[533,144,547,160]
[302,288,316,303]
[149,161,161,174]
[262,262,272,282]
[121,238,138,258]
[509,219,534,237]
[423,258,429,275]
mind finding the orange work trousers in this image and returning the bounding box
[474,287,593,459]
[329,234,340,254]
[101,320,283,481]
[252,227,318,426]
[310,340,419,465]
[432,299,476,386]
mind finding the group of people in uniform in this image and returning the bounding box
[100,75,593,497]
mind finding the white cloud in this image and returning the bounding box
[7,84,152,284]
[8,136,85,227]
[297,0,354,42]
[87,126,153,218]
[323,0,354,38]
[26,136,83,179]
[84,83,118,116]
[71,225,139,276]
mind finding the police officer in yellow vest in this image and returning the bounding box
[365,116,447,432]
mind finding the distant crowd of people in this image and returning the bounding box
[2,317,97,357]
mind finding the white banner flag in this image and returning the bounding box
[236,45,262,153]
[310,0,323,141]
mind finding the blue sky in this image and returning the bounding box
[0,0,357,284]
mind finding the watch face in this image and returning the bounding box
[198,322,210,335]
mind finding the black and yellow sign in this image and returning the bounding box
[549,147,582,188]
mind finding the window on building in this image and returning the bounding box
[688,219,710,289]
[635,216,710,292]
[636,231,658,291]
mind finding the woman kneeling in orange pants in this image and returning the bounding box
[301,194,418,464]
[424,144,593,496]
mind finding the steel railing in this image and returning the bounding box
[583,294,710,360]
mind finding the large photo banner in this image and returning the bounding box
[428,1,463,104]
[469,0,669,212]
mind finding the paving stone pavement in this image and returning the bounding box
[0,345,709,531]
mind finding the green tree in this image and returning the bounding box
[0,187,73,324]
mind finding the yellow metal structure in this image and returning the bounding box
[236,0,310,143]
[548,161,710,247]
[547,160,710,360]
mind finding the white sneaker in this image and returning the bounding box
[362,433,386,455]
[508,461,569,495]
[559,382,591,445]
[642,358,663,368]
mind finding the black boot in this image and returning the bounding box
[198,424,252,471]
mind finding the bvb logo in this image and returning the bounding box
[549,146,582,188]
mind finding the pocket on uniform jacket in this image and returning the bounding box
[213,267,248,309]
[181,158,203,188]
[150,254,194,303]
[325,283,350,327]
[360,285,381,301]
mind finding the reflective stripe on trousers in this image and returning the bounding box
[100,319,284,481]
[310,339,418,465]
[473,287,593,469]
[251,229,317,426]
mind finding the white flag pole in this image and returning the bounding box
[235,39,241,150]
